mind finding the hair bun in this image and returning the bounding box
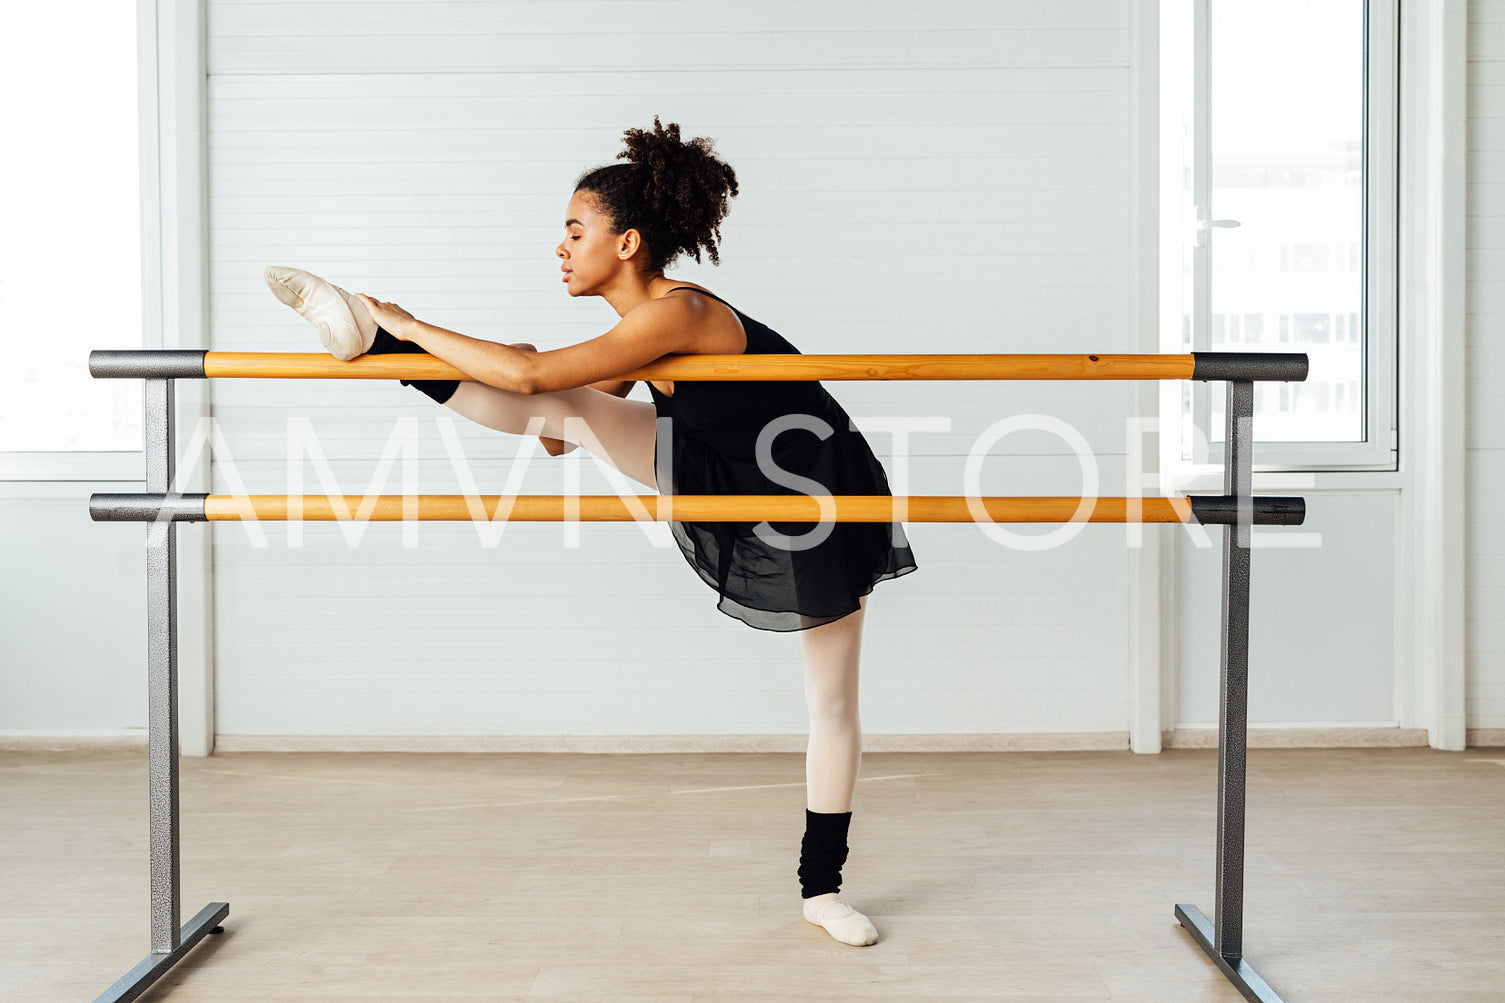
[625,116,739,266]
[575,116,739,271]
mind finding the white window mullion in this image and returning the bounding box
[1189,0,1216,468]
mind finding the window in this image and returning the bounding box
[1159,0,1397,470]
[0,2,143,469]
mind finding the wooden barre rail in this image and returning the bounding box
[205,495,1194,522]
[204,353,1197,382]
[87,350,1311,383]
[88,493,1308,525]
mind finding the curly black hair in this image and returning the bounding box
[573,116,740,274]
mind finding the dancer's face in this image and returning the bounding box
[556,190,642,297]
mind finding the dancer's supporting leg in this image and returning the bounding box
[803,595,867,815]
[798,595,879,946]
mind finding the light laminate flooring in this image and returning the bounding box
[4,746,1503,1001]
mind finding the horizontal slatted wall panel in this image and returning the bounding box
[206,0,1136,737]
[1468,0,1505,730]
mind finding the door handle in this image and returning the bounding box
[1194,204,1241,248]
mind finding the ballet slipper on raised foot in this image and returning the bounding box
[263,265,377,361]
[802,893,879,947]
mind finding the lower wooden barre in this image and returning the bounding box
[201,495,1195,523]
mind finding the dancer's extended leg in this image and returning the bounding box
[443,379,660,491]
[264,264,660,491]
[797,595,878,947]
[264,265,377,360]
[361,320,660,490]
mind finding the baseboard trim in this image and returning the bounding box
[2,728,1471,755]
[210,732,1135,754]
[0,731,148,751]
[1162,727,1429,749]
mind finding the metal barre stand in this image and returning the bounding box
[86,351,1302,1002]
[1172,377,1285,1003]
[93,375,228,1003]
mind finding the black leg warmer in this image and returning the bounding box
[798,808,853,899]
[367,325,459,405]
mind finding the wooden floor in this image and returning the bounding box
[4,746,1503,1001]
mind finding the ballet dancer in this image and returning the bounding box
[264,115,917,947]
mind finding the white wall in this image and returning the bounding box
[1174,494,1396,730]
[1467,0,1505,731]
[0,484,148,733]
[203,0,1144,738]
[7,0,1491,744]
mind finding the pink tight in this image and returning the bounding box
[437,379,868,813]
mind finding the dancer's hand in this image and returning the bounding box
[354,293,416,339]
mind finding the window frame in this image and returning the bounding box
[1160,0,1399,479]
[0,0,159,482]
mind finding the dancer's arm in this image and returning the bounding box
[507,347,631,456]
[504,344,634,397]
[521,297,703,393]
[355,292,702,395]
[350,293,634,456]
[353,293,535,391]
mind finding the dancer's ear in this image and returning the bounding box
[616,227,646,263]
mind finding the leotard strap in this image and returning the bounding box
[665,286,730,306]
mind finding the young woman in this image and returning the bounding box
[265,116,917,948]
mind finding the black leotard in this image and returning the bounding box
[647,287,917,631]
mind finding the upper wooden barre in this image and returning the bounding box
[87,493,1307,526]
[87,351,1309,383]
[200,352,1198,382]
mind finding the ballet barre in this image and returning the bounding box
[89,349,1305,383]
[90,493,1307,525]
[86,349,1307,1003]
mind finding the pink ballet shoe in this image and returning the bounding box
[264,265,376,361]
[802,893,879,946]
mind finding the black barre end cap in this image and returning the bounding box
[1191,352,1309,383]
[1188,495,1306,526]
